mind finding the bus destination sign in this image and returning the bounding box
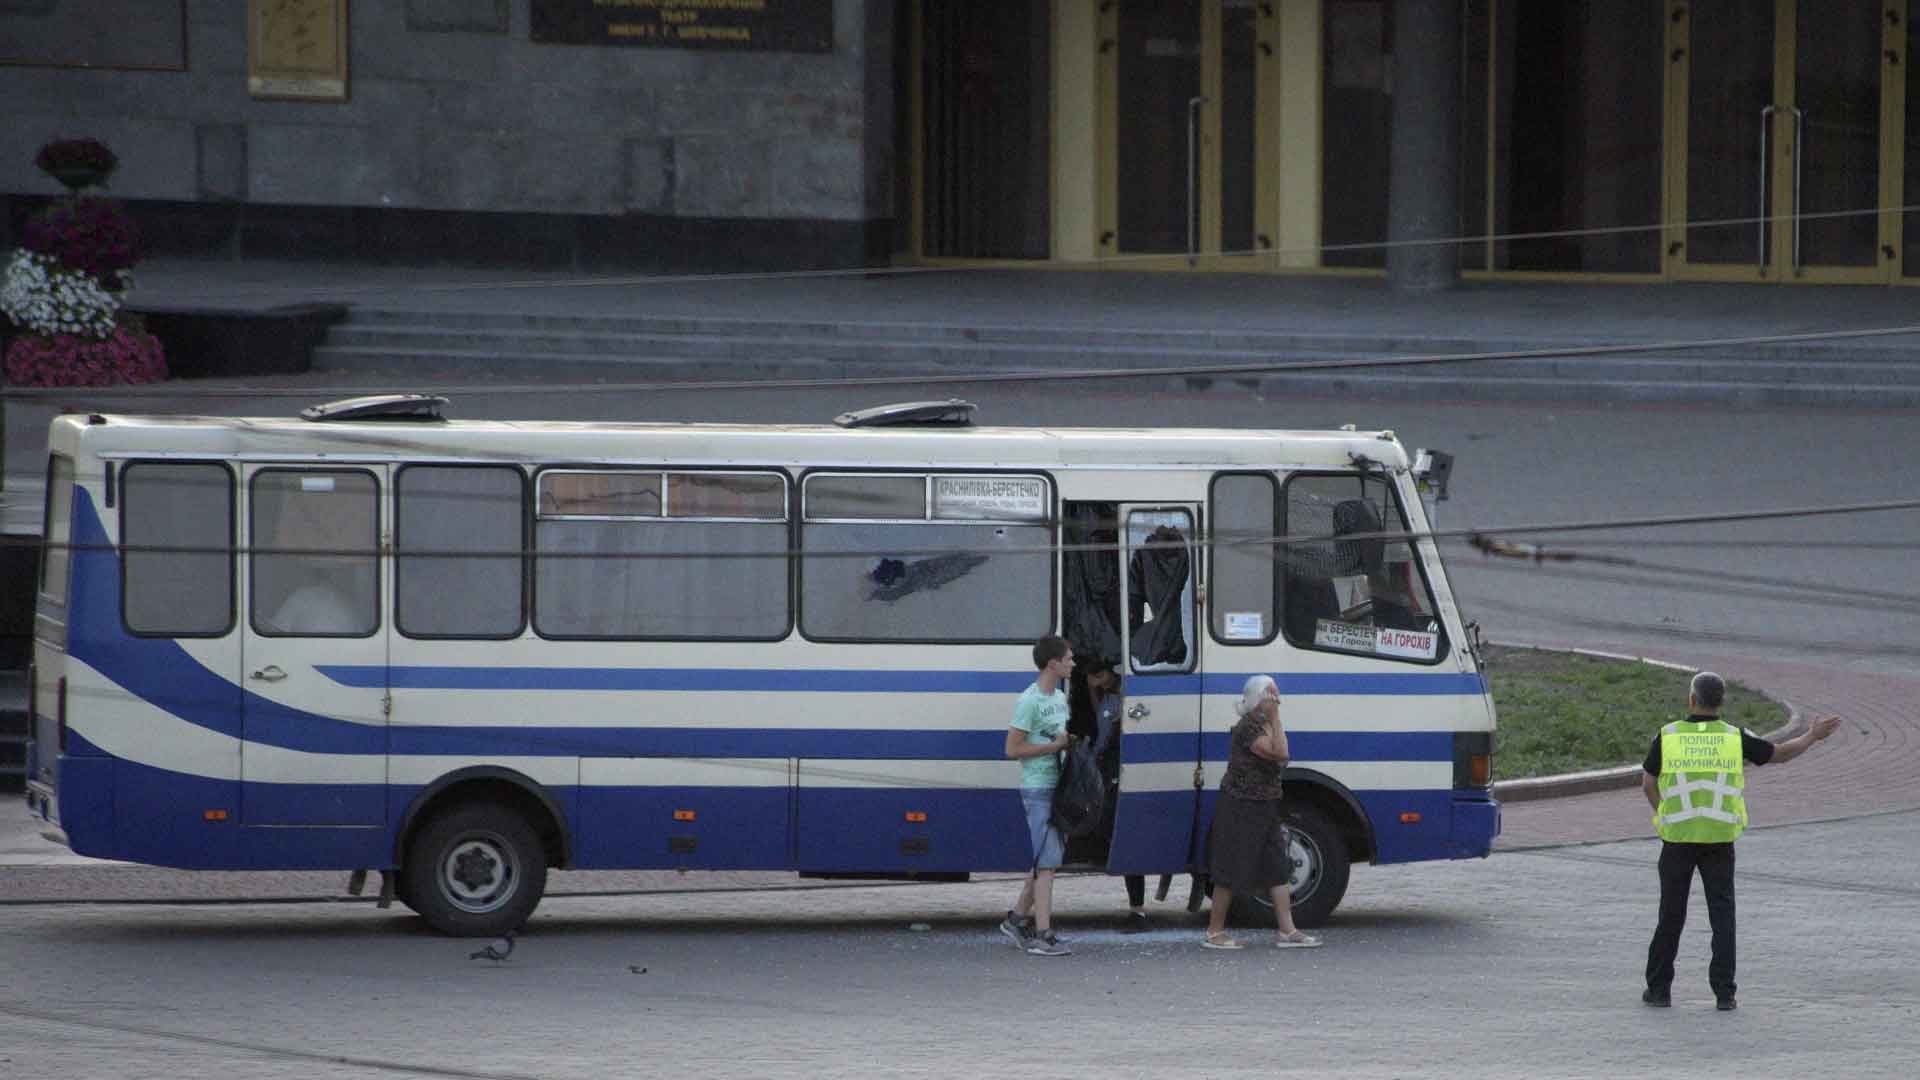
[532,0,834,52]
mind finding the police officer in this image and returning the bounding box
[1641,671,1842,1011]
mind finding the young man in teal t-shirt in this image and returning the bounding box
[999,634,1075,956]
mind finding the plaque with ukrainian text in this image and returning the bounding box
[532,0,833,52]
[247,0,349,102]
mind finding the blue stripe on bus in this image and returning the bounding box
[325,666,1485,697]
[61,741,1498,871]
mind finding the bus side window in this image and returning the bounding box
[123,462,235,636]
[800,472,1052,643]
[1209,473,1278,645]
[534,469,789,640]
[251,470,380,637]
[1281,473,1448,664]
[396,465,526,638]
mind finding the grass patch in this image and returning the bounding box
[1485,645,1788,781]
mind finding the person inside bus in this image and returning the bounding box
[1201,675,1323,950]
[1076,657,1152,931]
[1283,499,1423,642]
[1128,524,1189,668]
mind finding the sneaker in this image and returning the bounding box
[1122,911,1152,934]
[998,912,1033,948]
[1024,929,1071,956]
[1716,995,1737,1012]
[1642,989,1672,1008]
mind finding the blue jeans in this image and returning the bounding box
[1022,788,1064,870]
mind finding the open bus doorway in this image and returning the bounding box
[1061,501,1121,868]
[1060,501,1204,874]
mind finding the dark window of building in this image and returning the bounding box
[1909,9,1920,278]
[1322,0,1391,268]
[1490,1,1663,273]
[921,0,1051,258]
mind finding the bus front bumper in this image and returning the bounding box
[1450,792,1501,859]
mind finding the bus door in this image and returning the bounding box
[238,465,389,826]
[1106,503,1203,873]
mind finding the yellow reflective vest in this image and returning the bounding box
[1653,719,1747,843]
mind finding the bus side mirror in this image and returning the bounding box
[1412,449,1454,502]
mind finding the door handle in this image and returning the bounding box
[1786,105,1804,271]
[1187,95,1209,259]
[250,665,287,683]
[1127,703,1152,721]
[1758,104,1776,266]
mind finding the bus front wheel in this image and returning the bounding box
[1228,801,1351,929]
[401,803,548,937]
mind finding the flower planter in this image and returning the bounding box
[48,166,108,192]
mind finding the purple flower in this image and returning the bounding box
[22,197,140,279]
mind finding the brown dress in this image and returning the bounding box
[1206,712,1291,893]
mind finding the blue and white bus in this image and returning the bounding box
[25,396,1498,936]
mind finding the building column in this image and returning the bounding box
[1387,0,1461,290]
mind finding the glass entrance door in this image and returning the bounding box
[1102,0,1268,263]
[1669,0,1905,281]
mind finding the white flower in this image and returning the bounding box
[1,248,120,339]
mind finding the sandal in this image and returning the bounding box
[1275,930,1323,949]
[1201,932,1245,950]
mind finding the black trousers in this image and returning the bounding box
[1645,841,1737,997]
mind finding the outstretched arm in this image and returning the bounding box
[1770,714,1842,765]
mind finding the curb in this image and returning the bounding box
[1487,643,1802,804]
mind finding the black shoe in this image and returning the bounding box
[1716,995,1737,1011]
[1641,988,1671,1007]
[1122,911,1152,934]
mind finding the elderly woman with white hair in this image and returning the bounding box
[1201,674,1323,950]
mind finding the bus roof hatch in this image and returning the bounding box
[832,399,976,428]
[300,394,450,423]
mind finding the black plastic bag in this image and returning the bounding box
[1049,739,1107,840]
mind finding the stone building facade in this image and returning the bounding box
[1,0,898,269]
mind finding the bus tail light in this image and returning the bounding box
[1469,754,1492,787]
[57,676,68,753]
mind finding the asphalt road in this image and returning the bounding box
[9,376,1919,674]
[2,811,1916,1079]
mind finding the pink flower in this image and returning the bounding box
[4,324,168,387]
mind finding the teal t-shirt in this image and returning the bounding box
[1011,682,1069,790]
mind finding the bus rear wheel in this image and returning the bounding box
[1227,802,1351,929]
[401,803,548,937]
